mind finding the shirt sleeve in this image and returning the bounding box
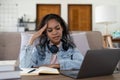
[59,48,84,70]
[19,45,38,68]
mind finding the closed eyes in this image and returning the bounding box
[47,25,61,32]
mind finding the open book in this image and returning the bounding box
[20,66,59,75]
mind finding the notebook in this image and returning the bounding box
[60,49,120,79]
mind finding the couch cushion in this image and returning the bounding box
[85,31,104,50]
[20,32,39,52]
[0,32,21,60]
[71,32,90,56]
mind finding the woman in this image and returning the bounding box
[19,14,83,70]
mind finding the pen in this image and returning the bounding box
[28,69,36,73]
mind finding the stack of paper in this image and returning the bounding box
[0,60,21,79]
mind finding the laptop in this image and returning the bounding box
[60,49,120,79]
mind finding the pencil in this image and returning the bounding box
[28,69,36,73]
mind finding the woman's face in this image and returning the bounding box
[46,19,63,45]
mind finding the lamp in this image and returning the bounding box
[95,5,116,48]
[95,5,116,35]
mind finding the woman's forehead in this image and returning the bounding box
[47,19,60,28]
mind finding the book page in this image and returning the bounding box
[20,67,59,75]
[20,68,38,75]
[38,66,59,74]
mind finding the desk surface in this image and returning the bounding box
[18,73,120,80]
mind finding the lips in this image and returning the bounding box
[52,36,60,40]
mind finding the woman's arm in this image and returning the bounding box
[19,24,47,68]
[46,64,60,69]
[19,45,36,68]
[36,64,60,69]
[59,48,84,70]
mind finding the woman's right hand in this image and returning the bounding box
[28,24,47,45]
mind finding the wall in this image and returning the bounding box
[0,0,120,34]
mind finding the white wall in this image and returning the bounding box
[0,0,120,34]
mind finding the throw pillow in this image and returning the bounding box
[71,32,90,56]
[20,32,39,51]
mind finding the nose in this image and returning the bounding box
[52,29,57,35]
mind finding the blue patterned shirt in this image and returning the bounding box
[19,44,83,70]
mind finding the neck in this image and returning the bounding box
[50,41,61,47]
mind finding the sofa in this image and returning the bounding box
[0,31,103,60]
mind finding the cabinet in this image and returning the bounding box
[112,38,120,43]
[68,4,92,31]
[103,35,120,48]
[36,4,60,30]
[112,38,120,48]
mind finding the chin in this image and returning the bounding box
[52,40,61,44]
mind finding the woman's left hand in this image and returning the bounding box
[48,64,60,68]
[33,64,60,69]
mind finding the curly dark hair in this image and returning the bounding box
[37,14,76,51]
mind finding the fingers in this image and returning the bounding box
[35,24,47,37]
[39,24,47,33]
[28,24,47,45]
